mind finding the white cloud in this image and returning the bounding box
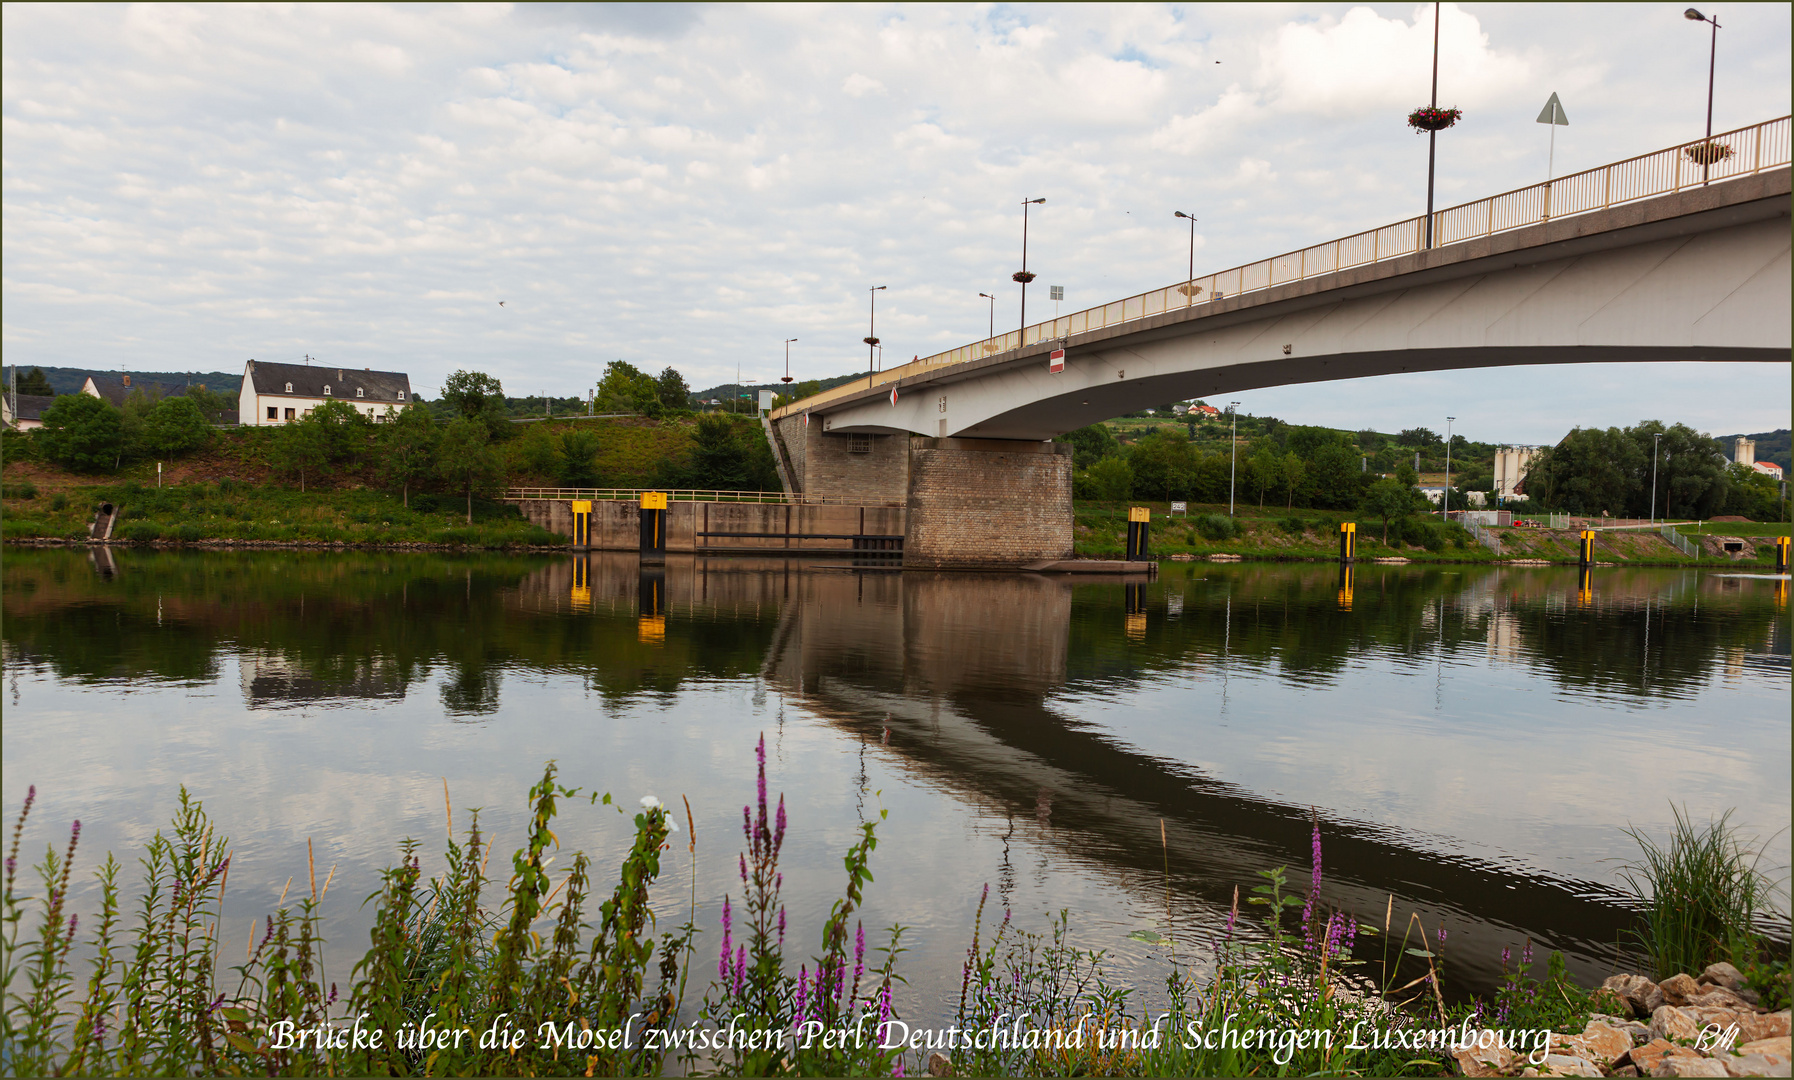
[0,3,1789,441]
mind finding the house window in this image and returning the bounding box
[267,406,278,420]
[356,388,364,398]
[323,385,331,396]
[284,408,296,420]
[285,382,293,392]
[397,392,405,400]
[848,433,872,454]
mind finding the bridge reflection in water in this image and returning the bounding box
[521,553,1789,996]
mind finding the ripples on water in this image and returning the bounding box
[2,549,1787,1018]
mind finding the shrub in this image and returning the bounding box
[120,522,162,542]
[1194,512,1237,541]
[175,523,203,543]
[49,493,67,512]
[1277,516,1305,535]
[2,481,38,499]
[217,477,240,496]
[140,396,213,457]
[37,394,124,473]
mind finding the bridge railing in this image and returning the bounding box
[505,487,904,507]
[772,115,1790,421]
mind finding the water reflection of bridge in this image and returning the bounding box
[752,566,1636,996]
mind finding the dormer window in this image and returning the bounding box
[323,385,332,396]
[356,388,364,398]
[285,382,293,393]
[397,392,405,400]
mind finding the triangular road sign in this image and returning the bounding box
[1536,92,1569,126]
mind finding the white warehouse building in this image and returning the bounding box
[238,360,413,426]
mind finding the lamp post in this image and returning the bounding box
[1424,1,1440,249]
[1443,417,1456,520]
[1651,432,1664,523]
[782,338,797,384]
[1014,198,1045,341]
[978,293,996,339]
[1684,8,1722,185]
[1174,211,1197,299]
[1228,402,1241,516]
[864,286,886,383]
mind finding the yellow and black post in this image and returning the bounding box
[1338,521,1356,562]
[570,499,592,550]
[1578,529,1596,567]
[637,565,666,644]
[640,491,668,564]
[570,554,591,611]
[1776,535,1791,574]
[1336,562,1354,610]
[1577,564,1594,607]
[1124,582,1147,640]
[1126,507,1150,561]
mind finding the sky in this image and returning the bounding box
[3,2,1789,444]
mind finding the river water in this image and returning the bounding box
[2,548,1787,1022]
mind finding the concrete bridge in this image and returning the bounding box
[769,118,1791,568]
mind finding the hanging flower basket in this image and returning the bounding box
[1684,141,1734,166]
[1407,106,1462,133]
[1011,270,1037,284]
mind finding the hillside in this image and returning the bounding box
[1715,429,1791,472]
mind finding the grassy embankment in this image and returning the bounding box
[1071,500,1791,567]
[0,416,703,548]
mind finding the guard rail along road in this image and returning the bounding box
[774,115,1790,421]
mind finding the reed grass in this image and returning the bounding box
[1618,805,1781,983]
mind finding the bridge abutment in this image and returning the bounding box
[902,437,1073,569]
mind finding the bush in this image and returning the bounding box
[175,523,203,543]
[1194,512,1237,541]
[49,493,67,511]
[37,393,124,473]
[1277,516,1305,535]
[140,396,213,457]
[2,481,38,499]
[120,522,163,542]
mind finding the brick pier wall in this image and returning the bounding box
[799,424,909,505]
[903,438,1073,569]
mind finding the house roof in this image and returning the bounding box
[8,393,56,421]
[245,360,411,402]
[83,376,192,407]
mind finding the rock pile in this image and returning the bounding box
[1454,963,1789,1078]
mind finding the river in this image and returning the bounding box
[2,547,1787,1023]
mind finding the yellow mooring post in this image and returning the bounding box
[1776,535,1791,574]
[640,492,668,563]
[1577,565,1594,607]
[1338,521,1356,562]
[570,499,592,549]
[1126,506,1150,561]
[1579,529,1596,567]
[1337,563,1355,610]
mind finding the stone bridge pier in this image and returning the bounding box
[772,418,1072,569]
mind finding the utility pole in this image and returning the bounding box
[1443,417,1455,519]
[1014,198,1045,339]
[1424,1,1440,249]
[1651,432,1663,523]
[1228,402,1241,516]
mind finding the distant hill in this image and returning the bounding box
[1715,429,1791,472]
[5,364,241,399]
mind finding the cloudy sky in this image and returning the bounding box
[4,3,1789,443]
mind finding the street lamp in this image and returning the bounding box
[1014,198,1045,341]
[1651,431,1664,523]
[1443,417,1456,520]
[1173,211,1198,299]
[1685,8,1722,185]
[782,338,797,384]
[1424,1,1441,249]
[978,293,996,339]
[864,286,886,382]
[1228,402,1241,516]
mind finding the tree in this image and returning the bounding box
[1085,457,1133,502]
[1360,477,1419,544]
[1398,427,1442,448]
[1523,427,1642,514]
[597,361,661,417]
[1126,429,1198,499]
[37,394,123,473]
[1630,421,1730,519]
[376,404,440,506]
[307,398,374,466]
[1279,451,1305,509]
[140,396,212,458]
[557,428,601,486]
[436,417,504,524]
[1248,445,1280,507]
[440,370,510,440]
[674,413,777,490]
[13,367,54,396]
[655,367,689,411]
[1061,424,1118,470]
[272,415,329,492]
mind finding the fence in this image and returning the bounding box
[504,487,902,507]
[1455,510,1512,527]
[1659,525,1700,558]
[773,115,1790,421]
[1466,521,1503,553]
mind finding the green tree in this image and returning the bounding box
[1126,429,1198,499]
[1524,427,1643,514]
[441,370,510,440]
[1248,445,1280,508]
[1629,421,1730,519]
[1360,477,1420,544]
[1399,427,1442,448]
[13,367,55,395]
[675,413,776,490]
[1061,424,1118,469]
[272,414,330,492]
[306,398,374,465]
[597,361,661,417]
[436,417,505,524]
[140,396,212,458]
[37,394,124,473]
[376,403,440,506]
[1279,451,1305,509]
[655,367,690,411]
[1085,457,1134,502]
[557,428,602,487]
